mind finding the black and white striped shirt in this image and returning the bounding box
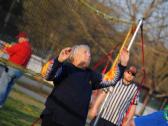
[101,79,139,126]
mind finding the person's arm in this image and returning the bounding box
[91,64,125,89]
[46,47,72,82]
[122,105,136,126]
[4,43,18,55]
[0,42,10,54]
[92,49,129,89]
[88,89,107,120]
[45,58,63,81]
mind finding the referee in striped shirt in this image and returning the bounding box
[90,66,139,126]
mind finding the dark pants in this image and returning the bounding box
[41,115,64,126]
[90,117,117,126]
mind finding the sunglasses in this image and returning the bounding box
[127,71,136,76]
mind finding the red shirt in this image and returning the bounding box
[5,41,32,67]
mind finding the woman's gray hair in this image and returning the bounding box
[69,44,90,62]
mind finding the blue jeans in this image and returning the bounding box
[0,67,22,106]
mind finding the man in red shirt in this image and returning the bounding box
[0,32,32,108]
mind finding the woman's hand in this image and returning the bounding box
[120,48,129,66]
[58,47,72,62]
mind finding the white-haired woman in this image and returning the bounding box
[40,44,129,126]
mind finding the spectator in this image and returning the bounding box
[0,32,32,108]
[40,45,129,126]
[89,66,139,126]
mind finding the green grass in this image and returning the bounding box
[0,89,44,126]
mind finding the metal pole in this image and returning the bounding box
[127,19,143,51]
[93,19,143,126]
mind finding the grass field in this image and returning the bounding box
[0,89,44,126]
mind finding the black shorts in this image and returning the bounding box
[90,117,117,126]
